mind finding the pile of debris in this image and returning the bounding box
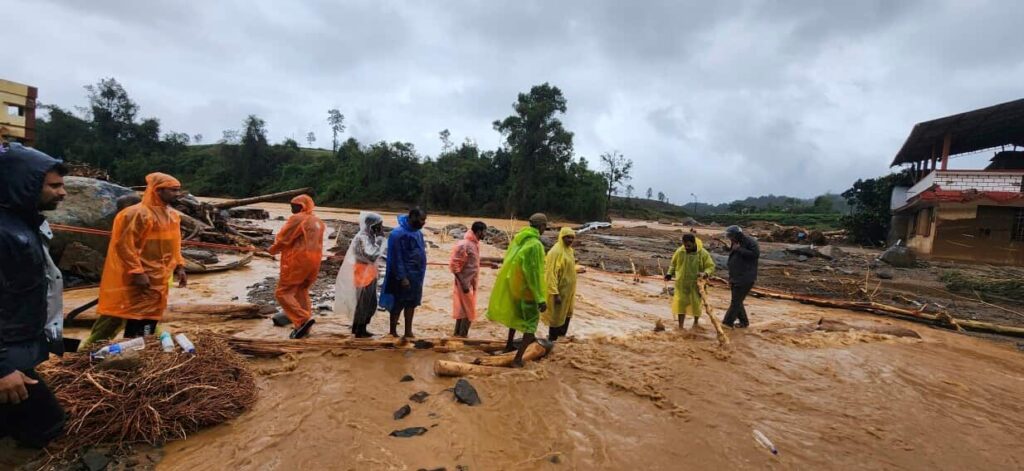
[173,187,311,249]
[744,222,844,245]
[39,332,257,461]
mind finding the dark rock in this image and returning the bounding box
[410,391,430,403]
[81,449,111,471]
[549,455,562,464]
[413,340,435,349]
[394,404,411,420]
[710,253,729,269]
[827,246,847,259]
[271,311,291,327]
[181,249,219,264]
[275,216,286,221]
[58,241,106,279]
[798,255,809,262]
[400,374,414,382]
[453,379,481,406]
[390,427,428,438]
[879,246,916,268]
[227,207,270,220]
[43,177,135,261]
[417,468,446,471]
[876,269,894,280]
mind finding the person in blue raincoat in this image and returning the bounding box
[380,208,428,338]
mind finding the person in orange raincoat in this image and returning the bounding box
[269,194,326,339]
[449,221,487,338]
[84,173,187,347]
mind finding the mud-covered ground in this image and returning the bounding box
[5,202,1023,470]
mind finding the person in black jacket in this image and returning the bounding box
[0,143,68,447]
[722,225,759,328]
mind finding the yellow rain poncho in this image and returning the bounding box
[542,227,576,328]
[97,173,185,321]
[485,226,546,333]
[668,237,715,318]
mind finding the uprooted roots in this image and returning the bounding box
[38,332,258,461]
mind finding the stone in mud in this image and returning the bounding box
[876,269,894,280]
[410,391,430,403]
[181,249,219,264]
[58,241,105,279]
[394,404,411,420]
[654,319,666,332]
[43,176,135,261]
[390,427,428,438]
[400,374,414,382]
[417,468,446,471]
[879,245,916,268]
[81,448,112,471]
[271,311,291,327]
[798,255,809,262]
[413,339,435,349]
[549,455,562,464]
[453,379,481,406]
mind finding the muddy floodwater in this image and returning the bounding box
[25,202,1024,470]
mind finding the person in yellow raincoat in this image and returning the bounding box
[664,233,715,329]
[542,227,577,341]
[269,194,326,339]
[84,173,187,347]
[486,213,548,367]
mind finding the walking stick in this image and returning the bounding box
[697,279,729,347]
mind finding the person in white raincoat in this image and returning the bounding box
[334,212,386,338]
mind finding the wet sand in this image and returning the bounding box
[27,203,1024,469]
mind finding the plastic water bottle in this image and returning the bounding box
[753,429,779,455]
[175,333,196,354]
[160,331,176,352]
[90,337,146,360]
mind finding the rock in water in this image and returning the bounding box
[654,319,666,332]
[413,339,435,349]
[81,448,111,471]
[453,379,481,406]
[876,269,894,280]
[400,374,414,382]
[390,427,428,438]
[43,176,135,261]
[271,311,291,327]
[394,404,411,420]
[409,391,430,403]
[879,246,916,268]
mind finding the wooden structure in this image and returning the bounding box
[889,98,1024,265]
[0,79,37,146]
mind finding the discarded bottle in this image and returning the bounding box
[90,337,146,360]
[753,429,779,455]
[175,333,196,354]
[160,331,176,352]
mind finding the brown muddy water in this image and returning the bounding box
[7,202,1024,470]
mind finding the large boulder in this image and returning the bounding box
[879,246,916,268]
[42,177,135,261]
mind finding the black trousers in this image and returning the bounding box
[722,283,754,327]
[548,316,572,340]
[0,369,66,448]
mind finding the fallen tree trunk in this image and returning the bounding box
[212,188,313,210]
[697,280,729,347]
[434,360,507,377]
[222,335,509,358]
[472,340,553,367]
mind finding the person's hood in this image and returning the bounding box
[0,143,63,217]
[398,214,420,232]
[359,211,383,234]
[464,228,479,244]
[513,226,539,245]
[557,227,575,245]
[141,172,181,207]
[291,194,315,214]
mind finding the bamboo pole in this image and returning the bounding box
[697,279,730,346]
[211,187,313,209]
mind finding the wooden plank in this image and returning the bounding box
[941,133,952,170]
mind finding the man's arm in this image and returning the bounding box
[113,210,150,276]
[734,237,759,260]
[390,233,409,283]
[268,215,304,255]
[700,250,716,276]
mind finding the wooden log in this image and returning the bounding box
[222,334,509,357]
[212,187,313,209]
[473,341,551,367]
[697,280,730,347]
[434,360,506,377]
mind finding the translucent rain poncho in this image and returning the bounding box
[334,212,386,319]
[97,173,185,321]
[542,227,577,328]
[486,226,546,333]
[449,229,481,321]
[668,237,716,317]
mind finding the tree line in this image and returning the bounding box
[35,79,623,222]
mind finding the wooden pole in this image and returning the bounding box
[434,360,506,377]
[940,133,952,170]
[697,279,730,346]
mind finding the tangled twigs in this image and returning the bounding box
[37,332,258,461]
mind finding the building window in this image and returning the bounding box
[915,208,932,237]
[1013,208,1024,242]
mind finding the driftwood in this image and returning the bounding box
[184,253,254,274]
[212,187,313,209]
[434,360,507,377]
[697,279,730,346]
[64,303,273,328]
[472,340,554,367]
[222,334,509,358]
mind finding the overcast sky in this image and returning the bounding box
[8,0,1023,203]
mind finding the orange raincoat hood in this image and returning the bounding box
[141,172,181,207]
[291,194,315,213]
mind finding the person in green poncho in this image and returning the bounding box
[664,233,715,329]
[542,227,577,341]
[487,213,548,367]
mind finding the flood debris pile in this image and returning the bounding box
[173,187,312,249]
[38,332,258,460]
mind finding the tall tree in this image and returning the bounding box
[327,109,345,152]
[306,131,316,147]
[493,83,576,217]
[657,191,666,203]
[193,133,203,144]
[647,187,653,200]
[439,129,453,153]
[626,184,634,199]
[841,171,912,246]
[600,150,633,216]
